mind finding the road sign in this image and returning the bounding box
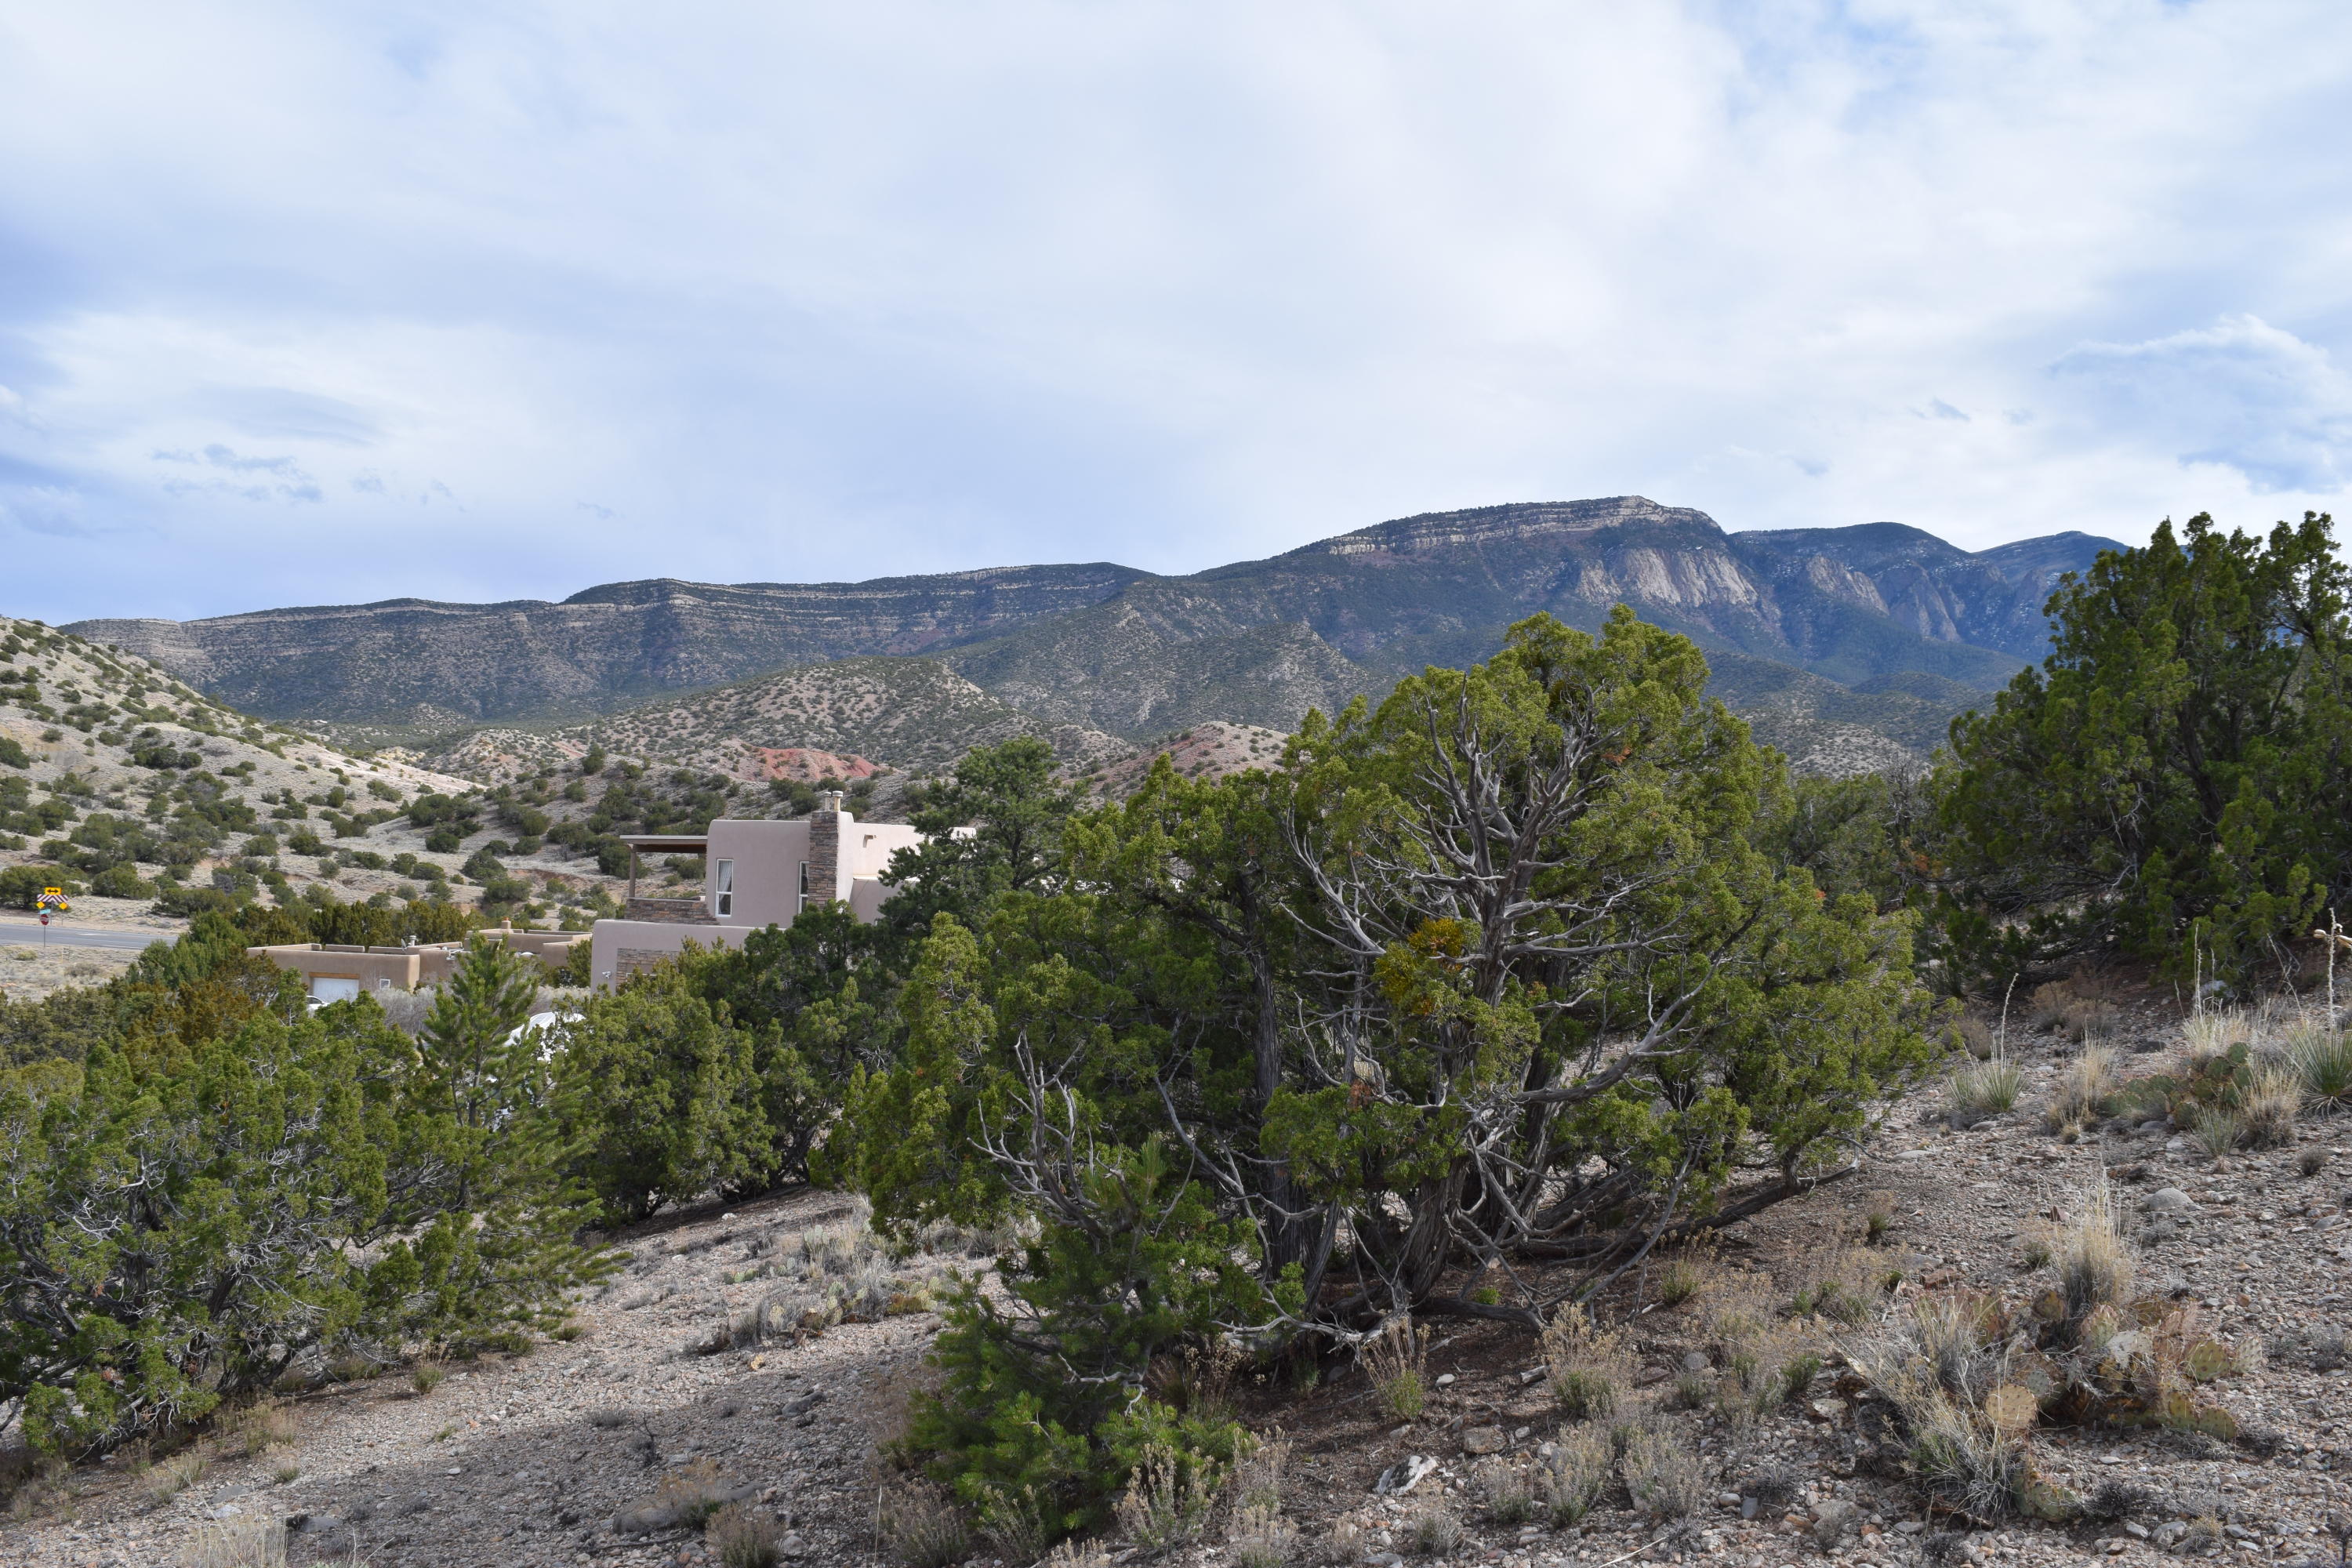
[37,887,67,911]
[39,911,50,927]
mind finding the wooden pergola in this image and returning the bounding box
[618,833,710,903]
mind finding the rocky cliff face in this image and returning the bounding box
[65,499,2125,766]
[72,564,1145,724]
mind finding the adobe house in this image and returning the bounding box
[249,922,585,1004]
[588,791,922,988]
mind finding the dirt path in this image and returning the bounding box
[5,1188,936,1568]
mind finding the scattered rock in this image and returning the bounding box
[1461,1425,1506,1455]
[2143,1187,2198,1213]
[1811,1499,1859,1545]
[1374,1455,1438,1496]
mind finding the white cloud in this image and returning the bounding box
[2049,315,2352,493]
[1,1,2350,619]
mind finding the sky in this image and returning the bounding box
[3,2,2351,623]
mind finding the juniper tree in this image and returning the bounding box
[840,612,1939,1530]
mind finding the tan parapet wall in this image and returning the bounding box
[586,919,750,990]
[249,930,586,1000]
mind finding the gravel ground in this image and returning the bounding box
[4,980,2349,1568]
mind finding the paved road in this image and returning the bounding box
[0,916,179,951]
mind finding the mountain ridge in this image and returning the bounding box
[66,498,2128,771]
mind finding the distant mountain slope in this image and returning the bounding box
[71,564,1144,724]
[562,656,1129,777]
[64,498,2125,771]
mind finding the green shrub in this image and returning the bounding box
[550,967,768,1225]
[1938,513,2352,984]
[0,866,79,909]
[0,735,30,768]
[0,956,612,1454]
[88,864,151,899]
[838,619,1938,1533]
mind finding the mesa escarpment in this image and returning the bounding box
[67,499,2121,767]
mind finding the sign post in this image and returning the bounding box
[36,887,65,949]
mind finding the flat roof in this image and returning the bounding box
[618,834,710,852]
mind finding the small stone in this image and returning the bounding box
[1461,1425,1507,1455]
[1740,1496,1759,1520]
[1374,1455,1438,1495]
[1715,1491,1740,1508]
[1434,1373,1456,1387]
[1634,1365,1671,1385]
[2143,1187,2198,1214]
[1682,1351,1711,1373]
[1807,1397,1848,1422]
[2122,1521,2150,1539]
[1811,1499,1860,1545]
[1896,1519,1925,1534]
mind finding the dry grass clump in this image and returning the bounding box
[1403,1504,1462,1557]
[1618,1425,1705,1519]
[1847,1307,2024,1519]
[1316,1519,1367,1564]
[190,1518,288,1568]
[2047,1042,2117,1131]
[1652,1247,1715,1306]
[1691,1266,1779,1349]
[1537,1427,1613,1526]
[1475,1457,1538,1524]
[1226,1499,1297,1568]
[2029,976,2122,1040]
[2183,1007,2256,1064]
[708,1502,782,1568]
[1540,1305,1635,1421]
[724,1210,949,1348]
[1864,1189,1898,1245]
[231,1396,297,1456]
[1114,1443,1222,1552]
[2238,1063,2302,1148]
[1954,1015,1995,1061]
[1037,1541,1115,1568]
[2056,1181,2132,1334]
[1360,1316,1432,1421]
[410,1360,445,1396]
[655,1457,735,1529]
[145,1447,207,1502]
[2190,1104,2245,1160]
[1947,1059,2022,1127]
[1790,1243,1887,1325]
[875,1482,972,1568]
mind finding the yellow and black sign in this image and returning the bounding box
[36,887,67,911]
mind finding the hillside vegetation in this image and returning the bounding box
[0,616,888,936]
[70,498,2125,771]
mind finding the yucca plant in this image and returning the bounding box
[2292,1029,2352,1113]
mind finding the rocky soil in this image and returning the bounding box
[4,978,2348,1568]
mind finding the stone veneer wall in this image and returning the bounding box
[809,810,840,906]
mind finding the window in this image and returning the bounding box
[797,860,809,913]
[712,858,735,917]
[310,975,361,1004]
